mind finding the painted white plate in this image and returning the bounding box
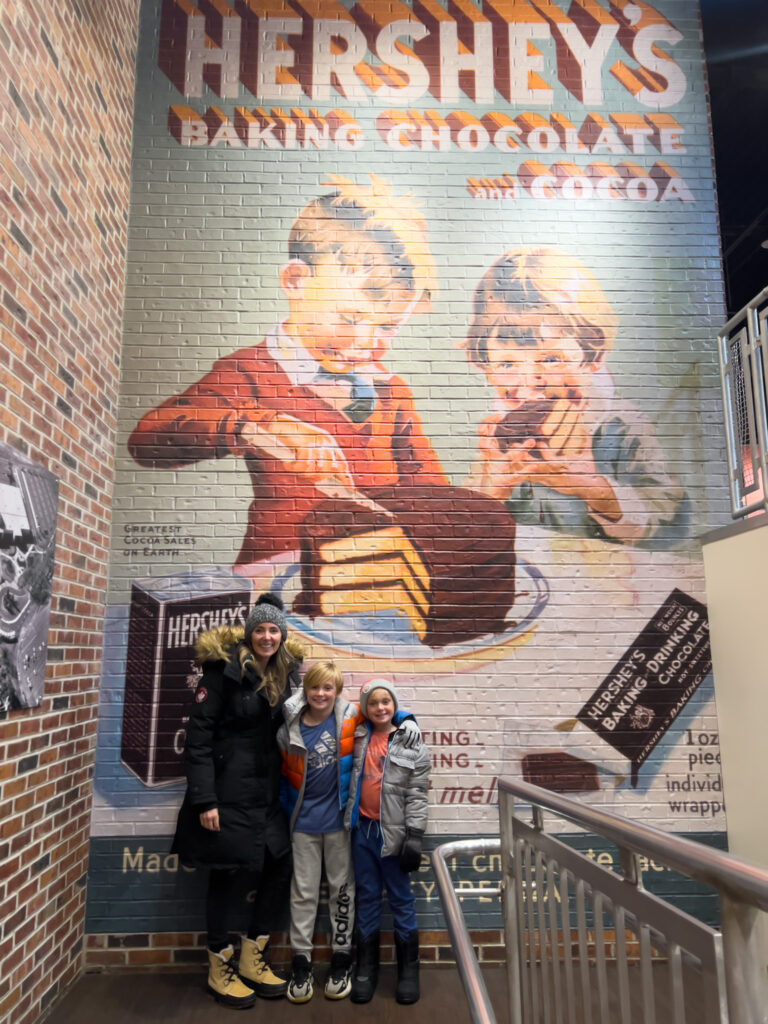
[272,558,549,662]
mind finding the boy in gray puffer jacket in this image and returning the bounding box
[344,678,430,1006]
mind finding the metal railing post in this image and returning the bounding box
[499,788,523,1024]
[430,839,501,1024]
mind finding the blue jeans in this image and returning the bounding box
[352,815,417,941]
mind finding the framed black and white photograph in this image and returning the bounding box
[0,442,58,716]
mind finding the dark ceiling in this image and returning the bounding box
[701,0,768,316]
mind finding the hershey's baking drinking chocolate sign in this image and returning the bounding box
[577,589,711,785]
[121,570,251,786]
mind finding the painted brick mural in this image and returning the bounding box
[87,0,730,953]
[0,1,140,1021]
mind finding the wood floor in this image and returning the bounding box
[43,959,713,1024]
[44,966,511,1024]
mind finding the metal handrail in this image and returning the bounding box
[431,780,768,1024]
[499,778,768,912]
[432,838,501,1024]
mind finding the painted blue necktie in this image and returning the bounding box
[314,368,377,423]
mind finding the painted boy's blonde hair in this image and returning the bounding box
[289,175,437,313]
[303,659,344,696]
[466,248,618,368]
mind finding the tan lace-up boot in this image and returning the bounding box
[207,946,257,1008]
[238,935,288,998]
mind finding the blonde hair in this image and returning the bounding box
[289,175,437,312]
[238,641,294,706]
[466,248,618,368]
[303,659,344,696]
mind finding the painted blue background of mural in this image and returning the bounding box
[85,832,727,933]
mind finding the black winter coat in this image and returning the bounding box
[172,627,300,871]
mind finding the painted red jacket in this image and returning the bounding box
[128,340,448,564]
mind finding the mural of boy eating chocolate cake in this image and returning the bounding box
[464,248,689,549]
[128,176,447,566]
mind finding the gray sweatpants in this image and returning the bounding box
[289,830,355,958]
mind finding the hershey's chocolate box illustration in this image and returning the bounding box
[121,569,251,786]
[576,588,711,786]
[522,589,711,794]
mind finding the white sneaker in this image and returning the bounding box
[324,951,353,1000]
[287,954,313,1004]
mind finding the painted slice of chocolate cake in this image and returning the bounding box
[295,486,516,648]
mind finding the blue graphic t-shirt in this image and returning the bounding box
[294,714,344,834]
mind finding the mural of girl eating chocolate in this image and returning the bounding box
[464,249,689,549]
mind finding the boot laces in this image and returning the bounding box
[256,938,275,970]
[221,958,240,988]
[243,941,266,973]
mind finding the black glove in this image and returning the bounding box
[399,828,424,873]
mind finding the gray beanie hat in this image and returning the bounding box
[244,593,288,645]
[359,678,399,718]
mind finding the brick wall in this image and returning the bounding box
[0,3,139,1023]
[84,928,506,971]
[82,926,660,971]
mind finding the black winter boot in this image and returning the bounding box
[350,931,380,1004]
[395,930,420,1005]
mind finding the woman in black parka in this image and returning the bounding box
[173,593,304,1008]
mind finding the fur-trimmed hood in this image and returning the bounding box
[193,624,306,665]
